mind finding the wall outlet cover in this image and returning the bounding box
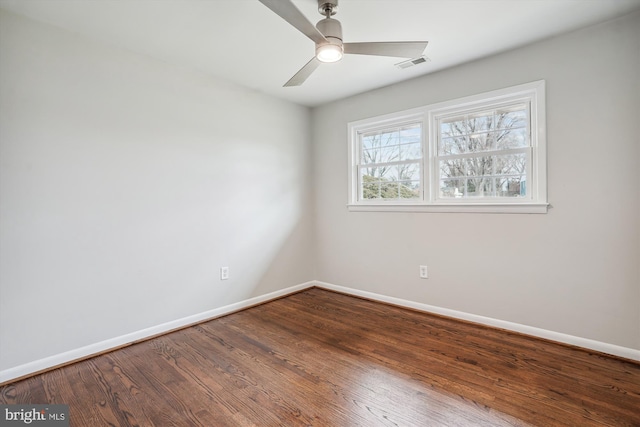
[419,265,428,279]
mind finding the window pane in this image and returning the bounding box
[361,166,394,183]
[468,133,494,152]
[361,145,401,165]
[467,111,493,133]
[384,166,399,182]
[400,143,422,161]
[439,136,466,155]
[361,166,380,179]
[384,184,401,199]
[440,159,464,178]
[496,106,527,130]
[362,178,381,199]
[380,181,400,199]
[494,106,528,149]
[496,127,527,150]
[380,130,399,147]
[441,117,467,137]
[379,145,400,163]
[496,176,526,197]
[361,134,380,150]
[464,156,493,177]
[466,177,494,197]
[361,165,422,200]
[441,134,494,155]
[399,163,420,181]
[370,180,421,200]
[361,148,376,164]
[400,125,421,143]
[399,181,421,199]
[440,178,465,198]
[495,153,527,175]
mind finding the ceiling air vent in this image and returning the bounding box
[395,55,431,69]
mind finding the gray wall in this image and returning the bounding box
[0,9,315,371]
[312,11,640,350]
[1,7,639,375]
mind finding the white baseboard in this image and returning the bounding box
[0,281,314,385]
[3,279,637,384]
[313,281,640,362]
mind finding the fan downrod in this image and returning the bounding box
[318,0,338,16]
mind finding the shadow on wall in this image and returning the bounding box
[211,136,313,304]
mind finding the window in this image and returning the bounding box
[348,81,547,213]
[359,123,422,201]
[436,103,529,200]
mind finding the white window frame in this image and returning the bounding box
[347,81,548,213]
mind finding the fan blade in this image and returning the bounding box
[344,41,428,58]
[258,0,327,45]
[284,57,321,87]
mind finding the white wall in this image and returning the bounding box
[0,9,315,372]
[312,11,640,350]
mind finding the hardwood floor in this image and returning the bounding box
[1,288,639,426]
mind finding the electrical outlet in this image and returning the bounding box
[419,265,428,279]
[220,266,229,280]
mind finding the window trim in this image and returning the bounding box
[347,81,548,214]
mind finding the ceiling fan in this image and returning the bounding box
[258,0,428,87]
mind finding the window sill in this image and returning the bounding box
[347,202,549,214]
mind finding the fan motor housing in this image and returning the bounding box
[316,17,343,42]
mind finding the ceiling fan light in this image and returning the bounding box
[316,44,343,63]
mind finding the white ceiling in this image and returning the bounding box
[2,0,639,107]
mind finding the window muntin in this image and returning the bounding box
[347,81,547,213]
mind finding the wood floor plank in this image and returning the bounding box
[1,287,639,426]
[276,289,640,425]
[218,313,517,426]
